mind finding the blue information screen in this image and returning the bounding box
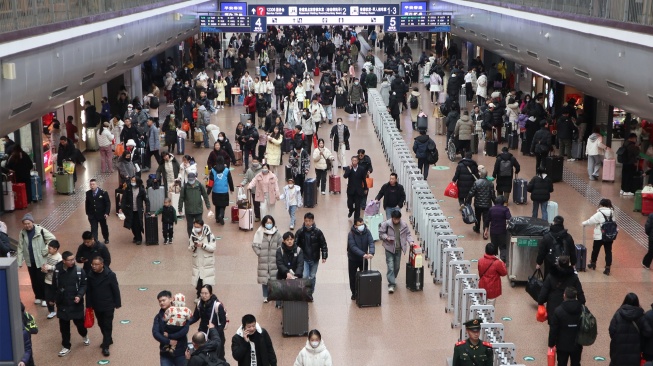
[401,1,427,15]
[0,269,14,362]
[220,2,247,16]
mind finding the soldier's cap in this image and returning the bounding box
[464,318,482,331]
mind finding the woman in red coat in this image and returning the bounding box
[243,90,257,115]
[478,243,507,306]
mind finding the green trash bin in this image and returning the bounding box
[635,190,643,212]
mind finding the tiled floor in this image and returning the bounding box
[14,41,652,366]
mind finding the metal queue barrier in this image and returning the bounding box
[368,90,519,365]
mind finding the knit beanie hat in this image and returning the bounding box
[22,213,35,223]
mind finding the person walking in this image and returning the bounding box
[452,152,479,206]
[188,218,216,299]
[486,196,511,264]
[586,126,608,180]
[75,231,111,274]
[241,158,264,222]
[349,78,365,118]
[379,210,415,294]
[294,212,328,294]
[312,139,335,195]
[609,293,653,366]
[86,256,121,357]
[408,87,422,130]
[466,168,496,238]
[85,179,111,244]
[53,251,89,357]
[178,173,211,236]
[413,129,435,179]
[252,215,282,304]
[42,240,62,319]
[373,173,406,219]
[119,177,149,245]
[17,213,56,307]
[289,145,311,190]
[144,119,162,171]
[231,314,277,366]
[265,126,283,175]
[293,329,333,366]
[537,256,585,325]
[454,111,474,157]
[582,198,616,275]
[492,147,521,203]
[643,212,653,269]
[527,167,554,221]
[188,285,228,361]
[536,216,577,278]
[477,243,507,306]
[620,133,641,196]
[97,122,115,173]
[530,121,552,171]
[548,287,583,366]
[208,157,234,225]
[347,217,375,300]
[247,163,280,219]
[329,118,350,169]
[153,290,189,366]
[344,156,369,220]
[275,231,305,308]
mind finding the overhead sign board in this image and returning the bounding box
[249,4,398,24]
[219,2,247,15]
[250,16,266,33]
[401,1,427,15]
[199,15,250,32]
[383,14,451,32]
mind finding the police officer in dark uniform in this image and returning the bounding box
[85,178,111,244]
[452,318,493,366]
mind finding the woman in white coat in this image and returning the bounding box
[295,82,307,110]
[177,155,198,184]
[476,72,488,106]
[293,329,333,366]
[312,138,335,195]
[252,215,283,303]
[188,219,216,298]
[582,198,616,276]
[429,72,443,104]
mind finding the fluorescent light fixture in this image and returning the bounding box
[527,68,551,80]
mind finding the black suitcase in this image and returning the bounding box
[282,137,294,153]
[486,140,498,157]
[356,262,381,308]
[336,94,346,109]
[521,136,530,155]
[285,165,293,182]
[509,132,519,150]
[512,178,528,205]
[302,178,317,208]
[470,134,479,154]
[545,156,564,183]
[145,214,159,245]
[282,301,309,336]
[416,116,428,131]
[575,244,587,272]
[405,263,424,291]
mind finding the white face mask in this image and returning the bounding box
[193,227,202,234]
[188,179,196,185]
[218,137,224,141]
[357,225,365,231]
[310,341,319,348]
[131,182,137,187]
[337,121,342,126]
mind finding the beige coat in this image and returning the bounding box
[17,225,56,268]
[266,134,283,166]
[215,80,227,102]
[247,172,280,204]
[454,115,474,141]
[312,147,334,170]
[252,227,282,284]
[187,224,216,286]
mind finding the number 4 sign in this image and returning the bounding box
[250,16,266,33]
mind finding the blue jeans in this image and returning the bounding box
[323,105,333,121]
[288,205,297,227]
[303,260,319,292]
[385,206,400,220]
[262,284,269,297]
[160,354,186,366]
[532,201,549,222]
[385,249,402,287]
[199,125,209,148]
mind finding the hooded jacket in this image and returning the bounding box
[188,224,216,286]
[536,224,577,267]
[231,323,277,366]
[347,225,375,261]
[537,265,585,322]
[586,133,606,156]
[412,134,431,159]
[548,299,583,352]
[446,110,460,134]
[454,114,474,141]
[467,178,496,208]
[609,304,653,366]
[527,174,554,202]
[492,152,521,193]
[252,226,282,284]
[531,127,553,154]
[487,203,511,235]
[452,159,479,199]
[582,207,616,240]
[478,253,507,299]
[293,339,333,366]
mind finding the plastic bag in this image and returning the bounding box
[507,216,550,236]
[62,160,75,174]
[84,307,95,328]
[364,200,380,216]
[444,181,458,198]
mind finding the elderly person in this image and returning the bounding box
[119,177,149,245]
[117,151,136,188]
[17,213,56,307]
[466,167,496,239]
[247,163,280,220]
[188,218,216,299]
[252,215,283,304]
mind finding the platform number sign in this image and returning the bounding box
[384,16,398,32]
[250,16,266,33]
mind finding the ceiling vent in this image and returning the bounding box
[509,44,519,52]
[10,102,32,117]
[141,47,150,54]
[50,86,68,99]
[80,73,95,85]
[155,42,162,47]
[606,80,627,94]
[459,26,465,31]
[573,68,591,80]
[469,30,476,35]
[648,94,653,104]
[480,33,488,40]
[166,37,173,43]
[527,50,538,59]
[124,54,135,63]
[547,58,561,68]
[185,27,192,33]
[177,32,183,37]
[494,38,502,45]
[105,62,117,73]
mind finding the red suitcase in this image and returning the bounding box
[231,206,239,223]
[329,167,341,194]
[13,183,28,209]
[642,193,653,215]
[602,158,616,182]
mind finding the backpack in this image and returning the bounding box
[23,311,38,334]
[209,300,230,329]
[410,95,419,109]
[196,351,228,366]
[616,145,626,163]
[576,305,598,346]
[600,212,618,242]
[548,233,567,264]
[426,139,439,164]
[499,158,513,177]
[149,96,159,109]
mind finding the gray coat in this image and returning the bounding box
[148,125,160,151]
[454,115,474,141]
[252,228,282,285]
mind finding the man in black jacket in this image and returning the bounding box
[621,133,641,196]
[75,231,111,275]
[294,212,328,294]
[329,118,350,168]
[239,121,259,172]
[374,173,406,219]
[548,287,583,366]
[119,118,140,146]
[527,167,555,222]
[321,82,335,124]
[557,109,578,161]
[531,120,553,171]
[57,136,78,183]
[54,251,89,357]
[466,168,496,236]
[536,216,577,277]
[344,156,369,220]
[187,325,226,366]
[231,314,277,366]
[85,179,111,244]
[388,91,401,131]
[86,257,121,357]
[153,290,188,365]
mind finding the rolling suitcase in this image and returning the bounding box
[12,183,27,209]
[356,258,382,308]
[3,179,15,212]
[302,178,317,208]
[239,208,254,230]
[336,94,346,109]
[147,187,165,213]
[283,137,294,153]
[86,127,100,151]
[55,173,74,194]
[176,137,185,155]
[233,149,243,166]
[470,133,479,154]
[240,113,251,124]
[328,167,341,194]
[547,201,558,224]
[545,156,564,183]
[405,262,424,291]
[602,159,616,182]
[145,214,159,245]
[485,140,498,157]
[513,178,528,204]
[416,115,428,131]
[231,206,239,223]
[30,173,42,202]
[281,301,309,336]
[575,243,587,272]
[635,190,643,212]
[509,132,519,150]
[458,86,467,109]
[363,214,383,241]
[571,141,585,160]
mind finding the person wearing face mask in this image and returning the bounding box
[188,219,216,298]
[217,132,237,165]
[312,139,334,195]
[252,215,283,304]
[123,104,136,123]
[273,75,285,110]
[349,78,365,118]
[308,98,326,135]
[347,217,375,300]
[300,108,316,153]
[247,163,280,219]
[240,158,264,221]
[119,177,149,245]
[329,118,350,169]
[293,329,332,366]
[239,119,259,173]
[343,156,369,220]
[208,157,234,225]
[117,151,136,188]
[284,91,299,130]
[179,173,211,237]
[295,82,306,110]
[274,230,305,309]
[215,76,227,109]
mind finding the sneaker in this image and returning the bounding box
[388,286,395,294]
[357,114,362,118]
[620,190,625,195]
[321,191,326,195]
[34,299,41,304]
[625,192,635,196]
[263,297,268,303]
[289,225,294,230]
[567,158,576,162]
[104,240,109,244]
[41,300,47,307]
[84,336,90,346]
[47,311,57,319]
[58,348,70,357]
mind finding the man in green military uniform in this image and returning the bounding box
[452,318,494,366]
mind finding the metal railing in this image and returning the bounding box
[472,0,653,26]
[0,0,175,34]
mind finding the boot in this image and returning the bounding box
[603,266,611,276]
[588,262,596,270]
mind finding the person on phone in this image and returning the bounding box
[75,231,111,274]
[231,314,277,366]
[185,322,226,366]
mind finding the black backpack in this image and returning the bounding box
[600,212,618,242]
[410,95,419,109]
[426,139,439,164]
[149,96,160,109]
[548,233,567,264]
[499,157,513,177]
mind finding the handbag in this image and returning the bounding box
[444,181,458,198]
[344,104,354,114]
[313,135,318,149]
[84,307,95,328]
[231,87,241,95]
[365,177,374,189]
[181,121,190,132]
[236,187,249,209]
[267,278,314,302]
[526,269,544,302]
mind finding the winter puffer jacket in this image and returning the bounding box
[452,159,479,199]
[582,207,616,240]
[413,135,430,159]
[466,178,496,208]
[527,174,554,202]
[536,224,578,268]
[446,111,460,134]
[488,204,511,235]
[454,114,474,141]
[642,308,653,360]
[537,265,585,322]
[477,254,507,299]
[609,304,652,366]
[548,299,583,352]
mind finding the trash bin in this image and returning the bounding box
[508,235,542,287]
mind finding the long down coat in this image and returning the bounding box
[252,227,282,285]
[188,224,216,286]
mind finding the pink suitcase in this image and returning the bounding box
[238,208,254,230]
[602,158,616,182]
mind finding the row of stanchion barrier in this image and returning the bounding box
[367,89,524,366]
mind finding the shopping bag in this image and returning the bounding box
[526,269,544,302]
[62,160,75,174]
[114,143,124,157]
[267,278,314,301]
[231,87,241,95]
[547,347,556,366]
[84,307,95,328]
[182,120,191,132]
[444,181,458,198]
[365,177,374,189]
[364,200,380,216]
[236,187,249,208]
